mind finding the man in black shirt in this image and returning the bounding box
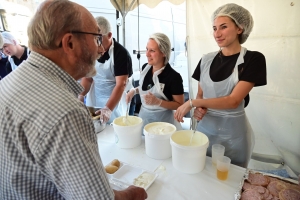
[79,16,133,124]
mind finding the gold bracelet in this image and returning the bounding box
[189,99,194,108]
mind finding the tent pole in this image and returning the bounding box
[113,0,138,47]
[116,10,119,42]
[123,1,125,47]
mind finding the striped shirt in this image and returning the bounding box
[0,52,114,199]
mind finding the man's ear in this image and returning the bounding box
[107,32,113,39]
[61,33,76,53]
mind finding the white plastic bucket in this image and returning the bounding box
[113,116,143,148]
[170,130,209,174]
[144,122,177,160]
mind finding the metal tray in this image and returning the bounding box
[235,169,299,199]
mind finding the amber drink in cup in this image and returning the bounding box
[216,156,231,180]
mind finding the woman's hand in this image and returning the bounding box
[144,92,162,106]
[193,107,207,121]
[174,101,192,122]
[126,88,136,104]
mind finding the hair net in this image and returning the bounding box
[212,3,253,44]
[1,31,18,45]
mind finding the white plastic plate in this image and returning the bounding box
[105,160,157,191]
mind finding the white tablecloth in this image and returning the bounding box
[97,125,246,200]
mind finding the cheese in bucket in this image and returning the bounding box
[170,130,209,174]
[144,122,177,159]
[112,116,143,148]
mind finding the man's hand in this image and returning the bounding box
[114,185,147,200]
[95,106,112,124]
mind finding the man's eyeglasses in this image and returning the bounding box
[71,31,102,46]
[58,31,103,47]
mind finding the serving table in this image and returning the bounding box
[97,125,246,200]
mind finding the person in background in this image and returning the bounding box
[0,51,8,80]
[126,32,184,130]
[79,16,133,124]
[174,3,267,168]
[0,0,147,199]
[1,31,30,74]
[0,34,8,80]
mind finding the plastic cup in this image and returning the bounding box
[212,144,225,166]
[216,156,231,180]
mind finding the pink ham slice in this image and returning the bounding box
[267,180,287,197]
[241,189,263,200]
[279,188,300,200]
[243,182,266,193]
[243,182,271,199]
[248,173,269,186]
[268,176,300,192]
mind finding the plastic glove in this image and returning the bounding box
[143,92,162,106]
[126,88,136,104]
[95,106,112,124]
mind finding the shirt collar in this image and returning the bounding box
[27,51,83,96]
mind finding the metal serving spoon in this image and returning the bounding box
[189,121,199,145]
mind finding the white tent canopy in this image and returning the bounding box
[110,0,185,13]
[110,0,185,46]
[111,0,300,176]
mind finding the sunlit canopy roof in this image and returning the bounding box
[110,0,185,16]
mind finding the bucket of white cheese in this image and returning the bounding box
[113,116,143,148]
[170,130,209,174]
[144,122,177,159]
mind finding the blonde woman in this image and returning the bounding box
[127,32,184,130]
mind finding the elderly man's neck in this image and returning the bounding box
[31,47,83,80]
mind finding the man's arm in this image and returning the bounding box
[105,75,128,111]
[36,107,147,199]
